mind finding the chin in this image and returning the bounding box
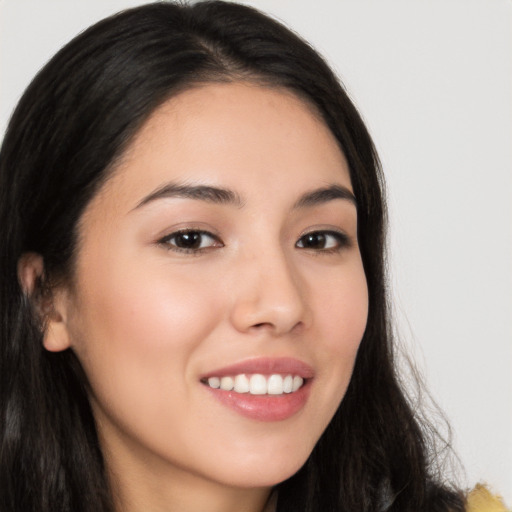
[210,449,311,489]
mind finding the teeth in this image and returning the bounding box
[250,374,267,395]
[283,375,293,393]
[267,374,283,395]
[220,376,234,391]
[292,375,303,392]
[234,374,250,393]
[207,377,220,388]
[205,373,305,395]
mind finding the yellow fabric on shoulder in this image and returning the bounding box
[466,484,509,512]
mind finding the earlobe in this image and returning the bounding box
[43,310,72,352]
[17,252,72,352]
[42,286,73,353]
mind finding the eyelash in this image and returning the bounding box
[158,229,351,254]
[295,230,351,253]
[158,229,223,254]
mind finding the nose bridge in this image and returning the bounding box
[229,240,309,335]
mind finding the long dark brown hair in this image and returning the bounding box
[0,2,464,511]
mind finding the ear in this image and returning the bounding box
[17,252,72,352]
[17,252,44,295]
[42,287,72,352]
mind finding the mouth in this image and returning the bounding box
[201,373,305,395]
[200,357,313,421]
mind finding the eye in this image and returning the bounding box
[159,229,222,253]
[296,230,350,252]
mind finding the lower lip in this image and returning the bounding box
[203,380,311,422]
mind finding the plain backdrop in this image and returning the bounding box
[1,0,511,504]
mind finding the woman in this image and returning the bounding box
[0,2,503,511]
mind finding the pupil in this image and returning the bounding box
[303,233,325,248]
[176,232,201,249]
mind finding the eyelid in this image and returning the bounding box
[295,228,352,251]
[157,228,224,253]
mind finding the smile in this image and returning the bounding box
[204,374,305,395]
[201,357,313,421]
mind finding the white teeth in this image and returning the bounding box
[234,374,250,393]
[292,376,303,392]
[249,374,267,394]
[208,377,220,389]
[267,374,283,395]
[283,375,293,393]
[205,373,305,395]
[220,376,234,391]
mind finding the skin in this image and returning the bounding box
[42,83,369,512]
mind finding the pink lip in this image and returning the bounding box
[201,357,314,422]
[201,357,314,379]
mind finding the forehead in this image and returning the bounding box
[97,82,352,210]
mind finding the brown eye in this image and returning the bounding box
[160,230,221,252]
[174,231,203,249]
[296,231,349,251]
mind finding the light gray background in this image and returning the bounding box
[1,0,511,503]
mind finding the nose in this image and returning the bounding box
[229,248,310,336]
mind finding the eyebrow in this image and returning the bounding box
[135,182,244,209]
[293,185,357,209]
[134,182,356,211]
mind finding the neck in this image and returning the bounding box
[112,473,273,512]
[101,433,273,512]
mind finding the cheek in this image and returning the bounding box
[68,254,223,418]
[75,248,220,345]
[66,254,233,471]
[315,262,369,359]
[309,261,368,419]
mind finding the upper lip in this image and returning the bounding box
[201,357,315,380]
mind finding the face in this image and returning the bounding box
[51,83,368,495]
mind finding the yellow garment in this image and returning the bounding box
[265,485,509,511]
[467,484,509,512]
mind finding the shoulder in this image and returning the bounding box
[466,484,509,512]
